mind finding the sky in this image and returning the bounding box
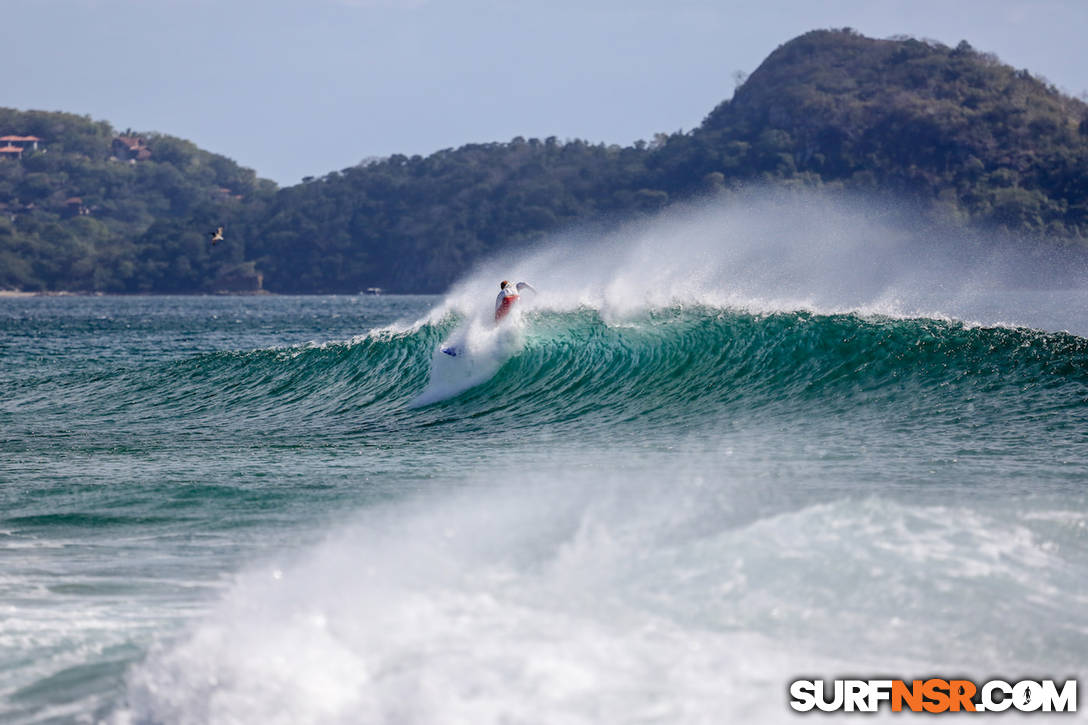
[5,0,1087,186]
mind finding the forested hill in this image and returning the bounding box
[4,29,1088,294]
[690,30,1088,233]
[253,29,1088,293]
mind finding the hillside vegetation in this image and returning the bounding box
[0,109,273,292]
[2,29,1087,293]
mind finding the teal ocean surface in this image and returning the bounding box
[2,199,1087,723]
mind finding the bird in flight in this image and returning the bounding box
[209,226,224,246]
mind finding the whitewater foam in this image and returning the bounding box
[113,468,1088,725]
[413,313,525,407]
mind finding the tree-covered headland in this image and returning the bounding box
[2,29,1087,294]
[0,108,275,292]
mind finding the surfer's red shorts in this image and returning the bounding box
[495,294,519,322]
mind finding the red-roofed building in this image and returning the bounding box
[0,144,23,159]
[0,135,42,150]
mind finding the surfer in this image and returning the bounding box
[495,280,517,322]
[495,280,536,323]
[442,279,536,356]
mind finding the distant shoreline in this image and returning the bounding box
[0,290,273,297]
[0,290,422,297]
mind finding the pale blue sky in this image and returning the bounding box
[5,0,1086,185]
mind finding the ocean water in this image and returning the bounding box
[1,196,1087,723]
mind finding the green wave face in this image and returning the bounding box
[10,307,1084,454]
